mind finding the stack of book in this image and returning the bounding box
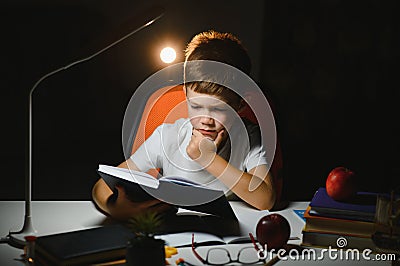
[301,187,379,250]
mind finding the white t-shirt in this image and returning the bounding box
[130,118,268,196]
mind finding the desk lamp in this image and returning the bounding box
[0,6,164,248]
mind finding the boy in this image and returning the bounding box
[92,30,276,220]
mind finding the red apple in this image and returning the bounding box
[326,166,357,201]
[256,214,291,250]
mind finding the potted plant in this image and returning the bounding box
[126,211,165,265]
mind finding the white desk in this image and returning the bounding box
[0,201,391,265]
[0,201,106,265]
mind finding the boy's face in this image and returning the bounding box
[185,87,238,140]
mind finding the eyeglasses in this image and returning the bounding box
[191,233,266,265]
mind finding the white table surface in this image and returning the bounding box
[0,201,392,265]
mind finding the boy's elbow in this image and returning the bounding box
[256,190,276,211]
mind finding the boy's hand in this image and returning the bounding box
[186,128,225,166]
[107,185,172,220]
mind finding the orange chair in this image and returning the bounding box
[131,84,283,205]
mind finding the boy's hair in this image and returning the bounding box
[184,30,251,109]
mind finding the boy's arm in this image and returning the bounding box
[187,129,276,210]
[204,156,275,210]
[92,160,170,220]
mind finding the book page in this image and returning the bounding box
[98,165,159,189]
[156,232,225,247]
[160,176,202,187]
[222,235,253,244]
[176,208,214,217]
[224,201,269,242]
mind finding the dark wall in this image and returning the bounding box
[1,0,398,201]
[0,0,265,200]
[260,0,400,200]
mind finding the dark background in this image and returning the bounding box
[1,0,398,201]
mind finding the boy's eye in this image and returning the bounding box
[212,107,227,112]
[190,104,226,112]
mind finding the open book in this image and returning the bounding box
[156,231,253,248]
[156,202,274,247]
[97,164,237,220]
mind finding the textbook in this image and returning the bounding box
[309,187,377,222]
[97,164,237,220]
[303,206,375,237]
[34,225,134,266]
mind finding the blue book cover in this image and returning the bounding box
[293,209,306,222]
[309,188,378,220]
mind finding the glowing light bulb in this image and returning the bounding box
[160,47,176,63]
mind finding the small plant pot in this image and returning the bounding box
[126,237,165,266]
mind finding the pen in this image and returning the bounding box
[264,255,280,266]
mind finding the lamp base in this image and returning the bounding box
[6,215,37,249]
